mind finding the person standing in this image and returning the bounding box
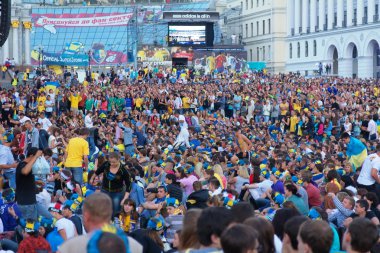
[119,118,135,157]
[24,120,39,154]
[64,128,90,185]
[91,152,131,217]
[16,147,42,220]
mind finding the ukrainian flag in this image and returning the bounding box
[346,137,367,169]
[45,81,59,93]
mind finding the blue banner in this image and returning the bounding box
[42,52,89,66]
[247,62,266,71]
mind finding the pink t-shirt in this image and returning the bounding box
[179,175,198,196]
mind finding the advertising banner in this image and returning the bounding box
[41,52,89,66]
[33,13,133,27]
[163,11,219,21]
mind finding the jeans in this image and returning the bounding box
[0,239,18,252]
[18,204,38,220]
[125,107,132,115]
[102,190,124,217]
[3,170,16,189]
[125,144,135,157]
[263,115,270,123]
[87,136,96,159]
[37,203,53,219]
[68,167,83,185]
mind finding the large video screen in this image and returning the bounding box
[168,25,206,46]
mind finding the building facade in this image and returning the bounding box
[1,6,32,65]
[223,0,287,73]
[286,0,380,78]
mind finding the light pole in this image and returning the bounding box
[87,49,92,80]
[134,6,138,70]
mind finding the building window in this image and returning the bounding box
[289,43,292,59]
[256,21,259,35]
[268,19,271,34]
[257,47,259,61]
[251,23,253,37]
[246,0,248,9]
[297,42,300,58]
[268,45,271,60]
[313,40,317,56]
[245,24,248,38]
[250,49,253,61]
[305,41,309,57]
[263,46,266,60]
[251,0,253,8]
[263,20,265,34]
[262,0,264,5]
[256,0,259,7]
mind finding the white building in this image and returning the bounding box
[1,6,32,65]
[286,0,380,78]
[222,0,287,73]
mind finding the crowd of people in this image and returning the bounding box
[0,65,378,253]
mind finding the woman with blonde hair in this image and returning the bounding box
[213,164,227,189]
[228,166,250,192]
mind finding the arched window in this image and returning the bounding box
[297,42,300,58]
[313,40,317,56]
[289,43,293,59]
[305,41,309,57]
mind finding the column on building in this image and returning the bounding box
[347,0,354,26]
[11,20,19,65]
[337,0,344,27]
[318,0,325,31]
[302,0,309,33]
[358,56,374,78]
[378,0,380,21]
[310,0,317,32]
[294,0,301,34]
[1,39,9,64]
[357,0,364,25]
[23,21,32,65]
[287,0,295,35]
[327,0,334,29]
[339,58,353,78]
[368,0,376,23]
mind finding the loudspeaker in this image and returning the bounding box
[0,0,11,47]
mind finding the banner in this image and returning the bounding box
[32,13,133,34]
[163,11,219,21]
[193,49,247,73]
[42,52,89,66]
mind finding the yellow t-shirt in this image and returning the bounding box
[182,97,190,109]
[374,87,379,97]
[290,116,298,133]
[293,103,301,113]
[280,102,288,116]
[65,137,89,168]
[70,95,81,109]
[37,104,45,112]
[38,96,46,104]
[135,98,143,108]
[83,80,89,87]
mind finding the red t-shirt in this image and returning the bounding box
[305,183,322,207]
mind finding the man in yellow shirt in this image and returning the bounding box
[289,111,299,134]
[279,99,289,121]
[69,91,82,114]
[38,92,47,105]
[135,97,144,111]
[64,127,90,185]
[182,94,191,112]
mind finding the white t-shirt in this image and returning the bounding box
[84,115,93,128]
[48,135,58,154]
[45,100,54,112]
[56,218,76,239]
[38,117,52,131]
[36,189,51,209]
[249,179,273,200]
[19,116,31,125]
[358,154,379,186]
